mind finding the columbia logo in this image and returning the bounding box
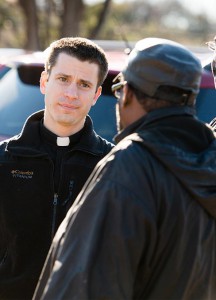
[11,170,34,179]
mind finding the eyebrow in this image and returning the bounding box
[56,73,93,86]
[55,72,70,78]
[79,79,93,87]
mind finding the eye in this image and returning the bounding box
[81,82,90,88]
[58,76,68,82]
[79,81,91,89]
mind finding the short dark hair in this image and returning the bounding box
[45,37,108,87]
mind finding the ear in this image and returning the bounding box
[122,84,133,107]
[92,86,102,106]
[40,71,48,95]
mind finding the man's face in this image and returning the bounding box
[115,85,135,132]
[112,81,128,132]
[40,52,101,135]
[115,89,126,132]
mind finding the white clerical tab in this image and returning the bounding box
[57,137,70,146]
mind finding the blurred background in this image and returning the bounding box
[0,0,216,51]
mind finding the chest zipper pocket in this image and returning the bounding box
[51,193,58,239]
[62,180,74,207]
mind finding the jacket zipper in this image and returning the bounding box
[51,193,58,239]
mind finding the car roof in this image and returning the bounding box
[3,49,128,72]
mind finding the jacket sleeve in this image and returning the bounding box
[39,146,158,300]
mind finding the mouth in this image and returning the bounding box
[59,103,79,111]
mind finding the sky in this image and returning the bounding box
[84,0,216,22]
[176,0,215,21]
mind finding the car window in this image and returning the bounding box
[18,64,44,86]
[0,68,44,136]
[89,94,117,142]
[89,70,118,142]
[0,65,11,79]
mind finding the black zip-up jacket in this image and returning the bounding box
[0,110,113,300]
[34,106,216,300]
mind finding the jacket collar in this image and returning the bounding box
[114,106,196,144]
[6,110,105,156]
[40,121,84,147]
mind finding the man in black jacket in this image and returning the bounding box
[34,38,216,300]
[0,37,113,299]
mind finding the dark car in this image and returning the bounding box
[0,48,215,143]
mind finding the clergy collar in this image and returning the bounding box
[56,136,70,146]
[40,120,84,147]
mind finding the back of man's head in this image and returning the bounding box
[122,37,202,106]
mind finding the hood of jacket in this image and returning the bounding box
[117,106,216,219]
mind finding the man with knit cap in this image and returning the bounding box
[34,37,216,300]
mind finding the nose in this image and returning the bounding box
[64,82,78,100]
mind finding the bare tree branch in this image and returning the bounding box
[89,0,112,39]
[18,0,40,50]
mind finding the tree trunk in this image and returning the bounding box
[89,0,112,39]
[18,0,40,50]
[60,0,84,37]
[44,0,53,46]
